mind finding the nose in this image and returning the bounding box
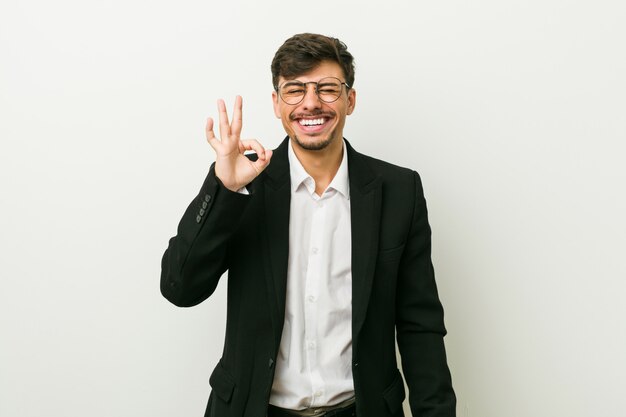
[300,83,322,110]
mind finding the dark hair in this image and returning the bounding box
[271,33,355,90]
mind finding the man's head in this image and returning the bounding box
[271,33,356,152]
[271,33,355,91]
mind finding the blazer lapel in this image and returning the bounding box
[260,138,291,348]
[346,140,382,341]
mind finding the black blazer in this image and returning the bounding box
[161,138,456,417]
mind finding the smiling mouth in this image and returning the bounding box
[298,118,327,126]
[292,112,335,133]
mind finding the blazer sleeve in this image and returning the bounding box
[395,171,457,417]
[160,164,251,307]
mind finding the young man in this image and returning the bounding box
[161,33,456,417]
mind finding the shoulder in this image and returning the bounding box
[359,152,415,177]
[346,141,423,193]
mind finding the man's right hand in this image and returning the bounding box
[205,96,273,192]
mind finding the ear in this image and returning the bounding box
[346,88,356,115]
[272,90,281,118]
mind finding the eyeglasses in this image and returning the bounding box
[276,77,351,105]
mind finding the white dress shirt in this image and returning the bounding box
[269,140,354,410]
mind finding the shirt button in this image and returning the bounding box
[312,247,319,254]
[308,341,316,349]
[307,295,315,302]
[314,390,323,397]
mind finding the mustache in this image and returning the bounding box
[289,110,336,121]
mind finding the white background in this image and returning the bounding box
[1,1,625,416]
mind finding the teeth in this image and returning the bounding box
[299,118,325,126]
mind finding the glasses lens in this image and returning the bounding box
[279,81,306,105]
[316,77,343,103]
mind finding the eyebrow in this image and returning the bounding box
[282,81,305,87]
[317,81,339,86]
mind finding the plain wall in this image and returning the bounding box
[1,1,625,416]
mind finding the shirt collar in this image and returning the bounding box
[287,139,350,199]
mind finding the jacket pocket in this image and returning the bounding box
[209,360,236,403]
[382,369,406,415]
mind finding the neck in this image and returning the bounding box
[291,136,344,196]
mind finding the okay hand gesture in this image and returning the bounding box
[205,96,272,192]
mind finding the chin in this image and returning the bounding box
[292,131,339,151]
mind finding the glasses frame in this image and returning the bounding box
[275,77,351,105]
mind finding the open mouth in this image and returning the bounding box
[299,117,326,126]
[292,115,333,133]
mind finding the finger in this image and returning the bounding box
[217,99,231,141]
[253,149,273,172]
[231,95,243,138]
[239,139,266,160]
[205,117,219,148]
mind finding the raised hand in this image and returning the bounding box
[205,96,272,192]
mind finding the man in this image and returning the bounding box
[161,33,456,417]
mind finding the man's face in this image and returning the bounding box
[272,60,356,152]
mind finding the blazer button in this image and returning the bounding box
[204,194,212,203]
[199,208,205,216]
[202,201,208,209]
[268,358,274,368]
[196,215,202,223]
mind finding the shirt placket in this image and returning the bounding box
[304,193,327,407]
